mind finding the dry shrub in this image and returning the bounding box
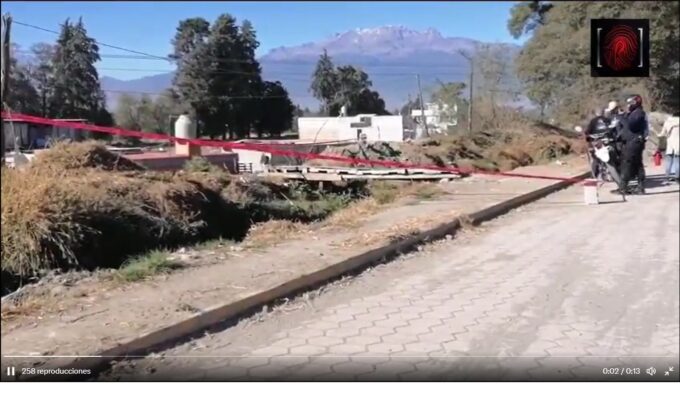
[305,142,401,168]
[305,103,582,175]
[1,145,250,283]
[2,142,369,285]
[307,123,580,174]
[31,141,144,173]
[183,156,224,174]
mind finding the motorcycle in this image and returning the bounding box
[575,123,626,197]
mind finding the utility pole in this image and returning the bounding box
[1,14,11,165]
[416,74,429,138]
[459,51,473,138]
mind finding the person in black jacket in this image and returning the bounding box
[617,95,648,195]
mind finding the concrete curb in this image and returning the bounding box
[29,170,591,381]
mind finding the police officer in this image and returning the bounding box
[618,95,648,195]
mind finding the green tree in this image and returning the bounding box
[331,65,372,111]
[255,81,295,137]
[507,1,553,39]
[47,18,110,122]
[323,65,389,116]
[310,49,338,115]
[6,45,41,115]
[472,44,521,126]
[431,82,466,108]
[26,42,55,116]
[114,93,143,131]
[429,81,467,127]
[114,91,183,134]
[208,14,246,139]
[234,19,265,139]
[170,17,212,134]
[511,1,679,119]
[350,89,389,116]
[171,16,295,139]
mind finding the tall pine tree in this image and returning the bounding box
[170,17,212,135]
[238,19,265,139]
[48,18,110,122]
[310,50,337,115]
[7,45,41,115]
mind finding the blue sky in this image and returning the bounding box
[2,1,522,80]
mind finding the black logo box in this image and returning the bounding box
[591,19,650,78]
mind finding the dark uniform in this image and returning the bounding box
[619,105,648,194]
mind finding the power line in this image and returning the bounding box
[13,20,171,62]
[92,66,474,77]
[15,49,481,73]
[101,89,305,99]
[11,21,489,69]
[14,48,483,78]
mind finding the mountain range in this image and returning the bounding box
[101,25,521,111]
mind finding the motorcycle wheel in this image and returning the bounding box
[607,164,622,187]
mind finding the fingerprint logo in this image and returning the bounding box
[603,24,639,71]
[591,19,649,78]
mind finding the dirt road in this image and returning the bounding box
[105,169,680,381]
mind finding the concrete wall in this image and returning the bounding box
[125,153,238,173]
[298,115,404,143]
[3,121,85,151]
[232,141,354,173]
[233,144,318,173]
[2,122,29,151]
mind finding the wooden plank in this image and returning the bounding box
[341,174,462,181]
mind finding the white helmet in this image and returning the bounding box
[606,101,618,113]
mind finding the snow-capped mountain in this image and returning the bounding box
[101,26,520,110]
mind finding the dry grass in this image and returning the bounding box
[402,182,448,200]
[243,220,309,248]
[1,142,369,286]
[306,115,584,174]
[322,197,382,229]
[1,143,250,283]
[368,181,402,204]
[330,210,460,249]
[321,181,447,230]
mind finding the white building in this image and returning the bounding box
[2,119,87,151]
[297,114,404,143]
[411,102,458,134]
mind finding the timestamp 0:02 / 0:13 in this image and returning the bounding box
[601,367,641,376]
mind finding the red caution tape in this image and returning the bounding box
[1,111,585,182]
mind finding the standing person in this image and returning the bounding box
[605,100,627,131]
[617,95,648,195]
[604,101,619,122]
[660,111,680,183]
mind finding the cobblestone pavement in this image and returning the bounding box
[107,177,680,381]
